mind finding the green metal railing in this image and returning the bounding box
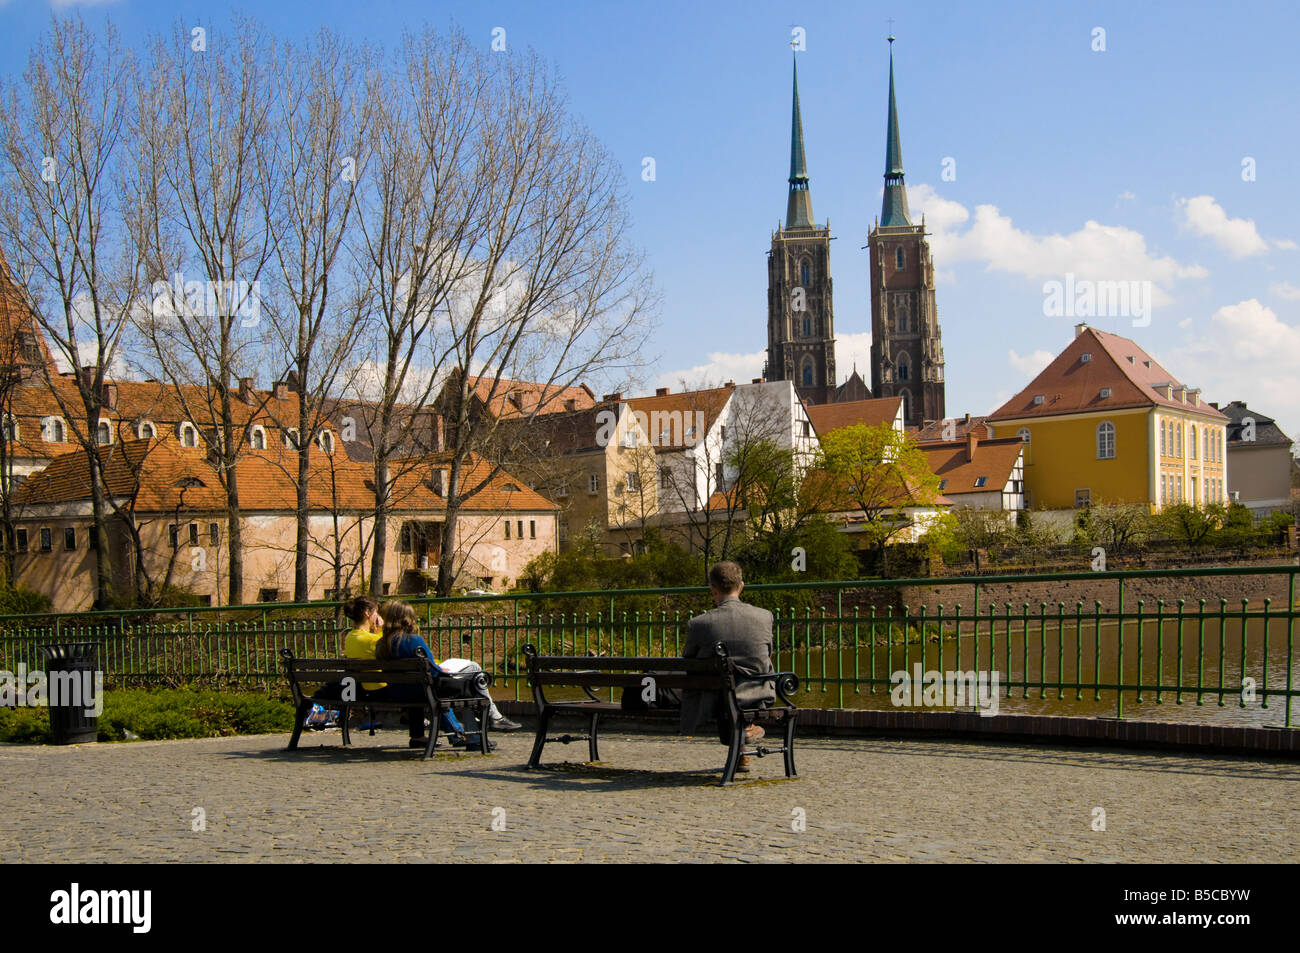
[1,564,1297,726]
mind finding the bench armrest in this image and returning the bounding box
[734,671,799,707]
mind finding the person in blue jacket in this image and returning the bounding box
[375,599,495,750]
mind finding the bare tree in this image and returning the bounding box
[0,16,143,606]
[259,28,375,602]
[131,18,278,606]
[348,27,489,596]
[431,43,656,596]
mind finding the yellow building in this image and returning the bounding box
[986,324,1227,513]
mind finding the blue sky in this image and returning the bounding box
[3,0,1299,437]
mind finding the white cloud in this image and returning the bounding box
[1178,195,1270,259]
[1273,239,1299,251]
[906,183,1206,309]
[1008,348,1053,379]
[1116,191,1137,204]
[657,332,872,393]
[834,331,872,382]
[1165,298,1300,438]
[657,348,765,390]
[1269,281,1300,301]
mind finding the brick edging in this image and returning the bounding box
[495,700,1300,757]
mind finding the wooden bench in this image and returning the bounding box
[522,642,799,784]
[279,647,494,760]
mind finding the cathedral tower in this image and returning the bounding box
[764,53,837,405]
[868,38,945,428]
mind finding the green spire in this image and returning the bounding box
[880,37,912,227]
[786,51,814,229]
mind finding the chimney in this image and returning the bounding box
[238,377,256,404]
[751,378,764,384]
[966,427,979,463]
[563,398,576,411]
[104,382,118,410]
[1074,322,1089,338]
[602,392,623,402]
[273,380,288,400]
[963,412,971,425]
[431,413,445,452]
[655,387,669,397]
[724,380,736,389]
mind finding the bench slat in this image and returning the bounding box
[532,672,733,691]
[529,656,725,672]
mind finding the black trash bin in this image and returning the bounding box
[38,642,100,745]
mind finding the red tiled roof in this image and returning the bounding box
[806,397,902,437]
[465,374,596,419]
[988,327,1227,422]
[920,437,1023,497]
[16,438,556,514]
[915,415,992,443]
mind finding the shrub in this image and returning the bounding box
[0,688,295,744]
[0,585,54,616]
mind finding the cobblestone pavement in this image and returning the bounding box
[3,729,1298,862]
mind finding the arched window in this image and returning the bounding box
[1097,421,1116,460]
[801,360,814,388]
[799,259,811,287]
[249,425,266,450]
[1017,427,1031,443]
[41,416,66,443]
[283,427,300,449]
[802,317,811,337]
[897,355,909,382]
[96,421,112,446]
[1189,425,1197,459]
[1175,423,1182,456]
[178,422,199,448]
[137,420,157,440]
[1160,420,1167,456]
[896,247,904,269]
[1,415,16,442]
[317,430,334,454]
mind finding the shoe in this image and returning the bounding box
[744,724,765,743]
[490,715,522,732]
[449,734,497,751]
[735,755,751,773]
[408,737,431,749]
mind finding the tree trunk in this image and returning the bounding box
[369,456,389,596]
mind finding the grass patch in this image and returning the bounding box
[0,688,296,744]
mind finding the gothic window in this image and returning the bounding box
[897,355,909,382]
[800,259,811,287]
[896,247,904,269]
[802,318,811,337]
[801,359,814,388]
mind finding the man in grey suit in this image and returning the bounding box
[679,561,776,771]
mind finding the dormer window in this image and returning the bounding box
[974,476,988,488]
[137,419,157,440]
[1032,395,1045,406]
[178,422,199,448]
[249,425,267,450]
[41,416,67,443]
[1099,387,1111,399]
[96,421,113,446]
[283,427,300,449]
[317,430,335,454]
[1081,353,1092,363]
[1,415,16,442]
